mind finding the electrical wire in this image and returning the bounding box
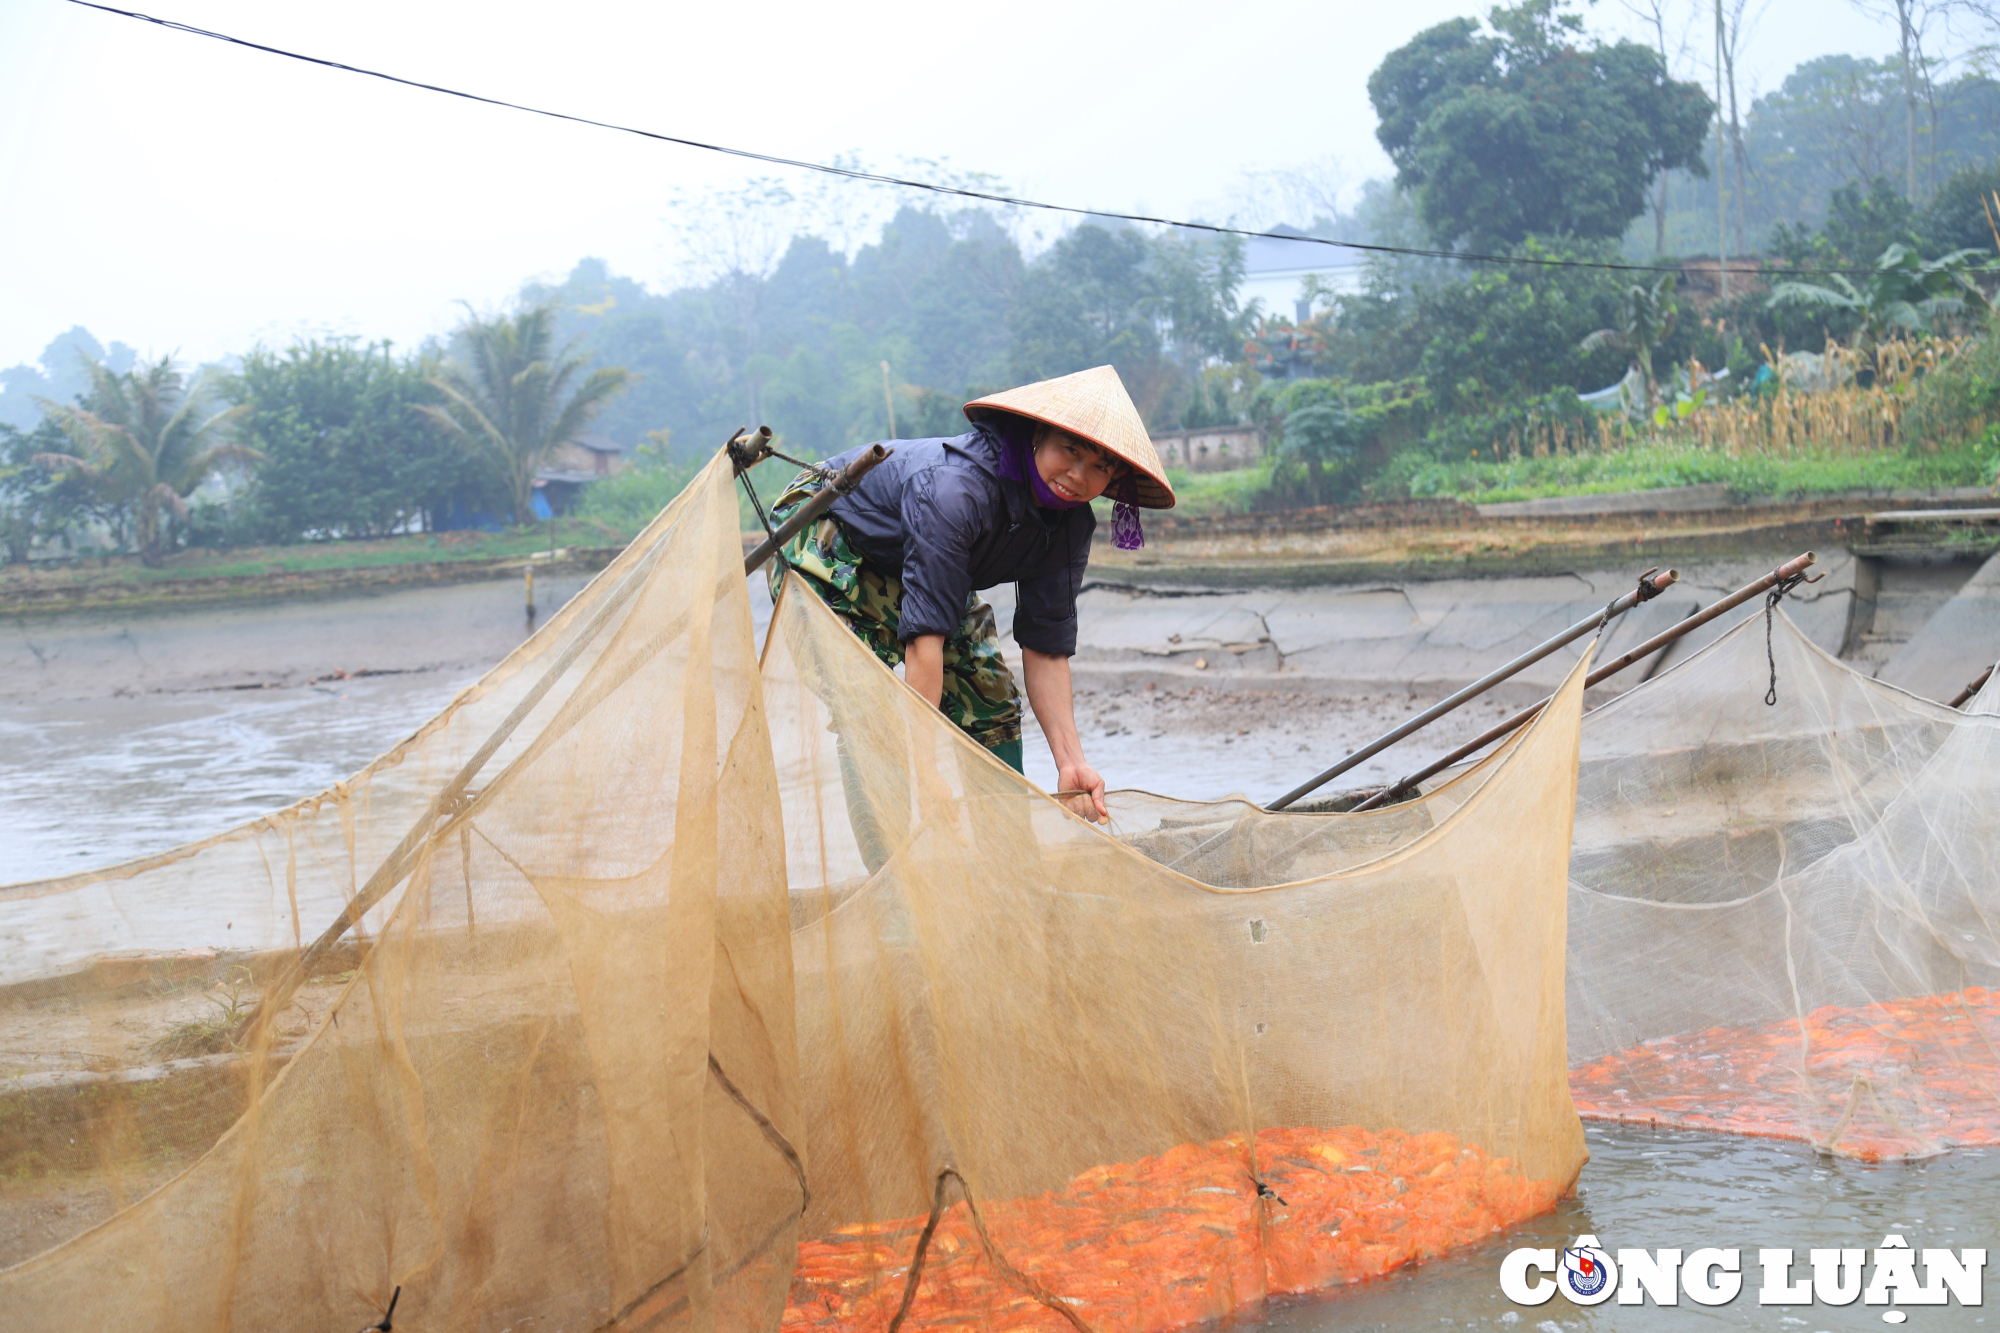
[67,0,1888,281]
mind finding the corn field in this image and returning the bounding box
[1501,336,1978,461]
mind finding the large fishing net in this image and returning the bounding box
[762,579,1589,1331]
[0,453,1594,1332]
[0,456,802,1330]
[1563,610,2000,1161]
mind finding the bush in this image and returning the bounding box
[1903,319,2000,454]
[574,452,704,534]
[1254,377,1428,504]
[227,340,497,540]
[1423,389,1598,460]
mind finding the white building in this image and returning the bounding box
[1237,225,1370,322]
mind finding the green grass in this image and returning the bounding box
[1385,442,1996,506]
[1089,463,1274,523]
[6,516,635,587]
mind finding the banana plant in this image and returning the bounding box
[1653,385,1707,428]
[1767,243,1994,351]
[1580,275,1678,414]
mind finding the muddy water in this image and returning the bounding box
[0,578,1519,881]
[0,668,477,882]
[2,580,1996,1328]
[1253,1124,2000,1331]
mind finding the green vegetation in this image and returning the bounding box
[0,517,628,590]
[227,339,488,541]
[1670,58,2000,260]
[1768,244,1994,348]
[5,0,1998,581]
[1370,0,1713,249]
[1578,276,1679,412]
[1904,326,2000,479]
[35,358,256,567]
[1378,440,1992,506]
[1,415,102,564]
[419,303,633,524]
[572,439,703,534]
[1139,465,1278,520]
[529,203,1247,467]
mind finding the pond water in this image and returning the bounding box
[0,665,479,882]
[1250,1123,1997,1331]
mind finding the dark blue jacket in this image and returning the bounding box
[823,425,1095,656]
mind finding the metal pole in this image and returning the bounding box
[1345,550,1818,813]
[1715,0,1729,302]
[1267,566,1678,811]
[727,425,775,474]
[744,443,890,576]
[1949,663,1995,709]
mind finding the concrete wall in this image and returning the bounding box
[983,554,1866,703]
[1879,550,2000,702]
[1150,426,1266,474]
[0,576,594,703]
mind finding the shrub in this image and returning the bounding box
[1903,318,2000,454]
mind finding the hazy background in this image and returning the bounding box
[1,0,1896,369]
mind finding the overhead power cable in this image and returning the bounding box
[70,0,1889,281]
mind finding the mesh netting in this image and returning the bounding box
[0,456,802,1330]
[0,453,1594,1331]
[1563,610,2000,1161]
[763,579,1589,1330]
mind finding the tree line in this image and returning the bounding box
[5,0,1997,560]
[1240,0,2000,503]
[1,210,1251,564]
[0,307,631,566]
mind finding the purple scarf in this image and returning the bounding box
[995,432,1145,551]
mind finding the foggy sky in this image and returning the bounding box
[0,0,1903,370]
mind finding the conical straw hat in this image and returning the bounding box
[965,366,1176,509]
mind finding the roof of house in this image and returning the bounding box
[1242,224,1365,277]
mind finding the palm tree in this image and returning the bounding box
[35,357,255,567]
[1767,243,1994,352]
[419,303,632,524]
[1579,276,1679,413]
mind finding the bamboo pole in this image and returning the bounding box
[743,444,889,576]
[1344,551,1818,813]
[1266,566,1679,811]
[1949,663,1995,709]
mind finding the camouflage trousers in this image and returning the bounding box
[767,471,1024,771]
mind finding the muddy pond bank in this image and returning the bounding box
[5,546,1993,881]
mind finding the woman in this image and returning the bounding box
[769,365,1174,823]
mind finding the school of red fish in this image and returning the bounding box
[1569,985,2000,1161]
[780,1126,1560,1333]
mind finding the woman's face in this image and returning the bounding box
[1032,427,1123,505]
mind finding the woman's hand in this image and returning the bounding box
[1056,760,1109,824]
[1023,648,1109,824]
